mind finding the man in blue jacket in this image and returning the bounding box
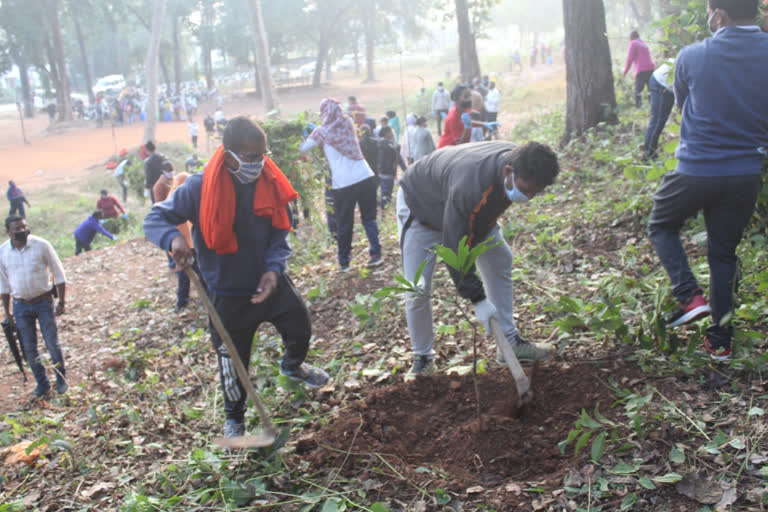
[143,116,328,439]
[74,211,117,255]
[648,0,768,360]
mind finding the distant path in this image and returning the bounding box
[0,64,564,191]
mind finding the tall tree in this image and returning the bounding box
[70,0,95,104]
[561,0,617,145]
[193,0,218,91]
[144,0,167,144]
[246,0,277,111]
[42,0,74,121]
[0,0,45,117]
[455,0,481,80]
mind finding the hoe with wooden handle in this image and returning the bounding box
[184,266,278,449]
[489,317,534,412]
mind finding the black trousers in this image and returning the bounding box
[75,237,91,255]
[648,172,760,340]
[210,273,311,422]
[634,70,653,108]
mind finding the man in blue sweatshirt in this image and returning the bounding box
[648,0,768,360]
[74,211,116,255]
[143,116,328,439]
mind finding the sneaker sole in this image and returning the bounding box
[667,304,710,328]
[280,370,327,388]
[367,259,384,268]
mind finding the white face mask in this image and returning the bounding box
[505,174,531,203]
[226,150,264,184]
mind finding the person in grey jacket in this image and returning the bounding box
[397,141,560,378]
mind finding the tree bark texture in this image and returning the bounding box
[172,15,182,97]
[246,0,277,112]
[44,0,73,121]
[312,37,328,88]
[562,0,617,145]
[143,0,167,145]
[454,0,481,81]
[72,11,94,104]
[12,50,34,118]
[364,0,375,81]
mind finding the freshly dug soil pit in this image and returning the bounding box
[302,362,636,489]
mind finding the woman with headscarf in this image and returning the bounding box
[300,98,382,272]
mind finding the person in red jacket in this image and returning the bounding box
[96,190,126,219]
[438,84,498,149]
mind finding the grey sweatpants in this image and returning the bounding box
[396,188,519,357]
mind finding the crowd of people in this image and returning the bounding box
[2,0,765,443]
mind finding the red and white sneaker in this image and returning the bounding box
[704,335,731,361]
[665,293,710,328]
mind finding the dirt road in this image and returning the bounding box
[0,65,564,191]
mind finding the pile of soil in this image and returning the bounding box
[302,362,633,489]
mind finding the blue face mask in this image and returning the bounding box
[226,151,264,183]
[505,174,531,203]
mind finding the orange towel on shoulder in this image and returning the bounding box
[199,145,299,255]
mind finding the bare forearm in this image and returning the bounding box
[56,283,66,305]
[2,293,10,317]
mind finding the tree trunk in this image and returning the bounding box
[12,50,34,118]
[72,11,95,104]
[629,0,652,27]
[562,0,617,145]
[454,0,481,81]
[364,12,375,82]
[45,0,73,121]
[143,0,166,145]
[312,37,328,88]
[172,15,182,97]
[325,50,332,82]
[246,0,277,112]
[353,37,360,76]
[160,49,172,95]
[204,47,213,91]
[44,38,63,117]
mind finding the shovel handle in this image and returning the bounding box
[489,316,531,399]
[184,266,276,434]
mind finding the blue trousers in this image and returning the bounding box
[648,172,760,340]
[379,175,395,208]
[644,75,675,160]
[14,298,65,386]
[332,176,381,267]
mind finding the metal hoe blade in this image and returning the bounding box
[490,317,534,408]
[184,265,278,448]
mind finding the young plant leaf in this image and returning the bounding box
[669,446,685,464]
[591,431,607,462]
[574,430,592,457]
[652,472,682,484]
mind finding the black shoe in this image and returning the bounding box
[280,363,329,388]
[367,255,383,268]
[33,382,51,398]
[56,378,68,395]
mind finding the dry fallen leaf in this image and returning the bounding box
[81,481,117,499]
[676,473,723,504]
[715,486,737,511]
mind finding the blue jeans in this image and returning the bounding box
[14,298,65,386]
[648,172,760,339]
[644,75,675,160]
[379,175,395,208]
[332,176,381,267]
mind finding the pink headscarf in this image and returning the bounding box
[309,98,364,161]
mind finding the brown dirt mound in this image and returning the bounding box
[302,362,634,490]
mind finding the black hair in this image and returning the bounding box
[145,141,156,152]
[450,84,468,102]
[380,116,388,122]
[417,116,427,125]
[222,116,267,152]
[630,30,640,39]
[100,189,108,195]
[348,96,357,102]
[437,81,444,86]
[506,141,560,187]
[379,126,393,138]
[92,210,103,219]
[161,160,174,171]
[386,110,396,118]
[5,214,24,231]
[709,0,759,19]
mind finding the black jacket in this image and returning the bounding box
[400,141,516,303]
[376,140,407,177]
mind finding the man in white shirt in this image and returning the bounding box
[431,82,451,137]
[484,82,501,124]
[0,216,68,397]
